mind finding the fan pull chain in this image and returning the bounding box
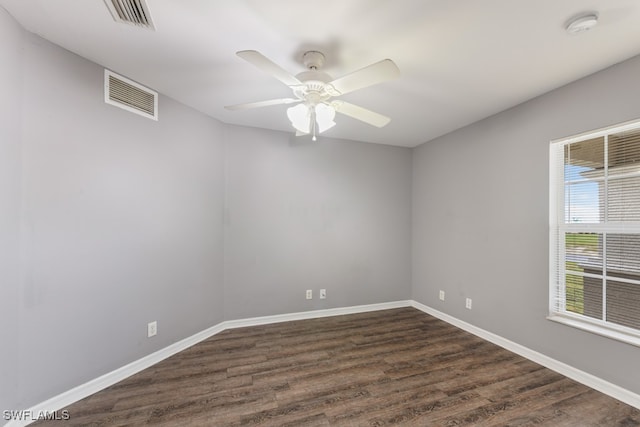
[310,107,318,141]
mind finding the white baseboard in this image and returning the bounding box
[410,300,640,410]
[221,300,412,330]
[8,298,639,427]
[6,300,411,427]
[4,322,226,427]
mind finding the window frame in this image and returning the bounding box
[549,118,640,347]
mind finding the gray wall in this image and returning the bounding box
[3,20,226,411]
[2,10,412,413]
[223,125,412,320]
[5,2,640,417]
[0,7,24,415]
[412,54,640,395]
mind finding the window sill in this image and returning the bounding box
[547,314,640,348]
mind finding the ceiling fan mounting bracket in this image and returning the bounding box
[302,51,325,70]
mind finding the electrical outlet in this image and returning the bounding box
[306,289,313,300]
[465,298,472,310]
[320,289,326,299]
[439,290,445,301]
[147,321,157,337]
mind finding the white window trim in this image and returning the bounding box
[547,314,640,347]
[549,118,640,348]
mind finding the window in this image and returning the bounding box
[550,119,640,346]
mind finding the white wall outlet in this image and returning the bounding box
[439,290,445,301]
[147,321,157,337]
[465,298,472,310]
[320,289,326,299]
[306,289,313,300]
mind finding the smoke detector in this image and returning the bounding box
[565,13,599,34]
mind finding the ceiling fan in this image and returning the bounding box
[224,50,400,140]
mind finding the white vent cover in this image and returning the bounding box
[105,70,158,120]
[104,0,155,30]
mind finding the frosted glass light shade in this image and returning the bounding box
[315,103,336,133]
[287,104,310,133]
[287,103,336,135]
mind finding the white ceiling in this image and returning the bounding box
[3,0,640,147]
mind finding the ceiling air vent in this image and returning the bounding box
[104,0,155,30]
[105,70,158,120]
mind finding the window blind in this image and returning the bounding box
[550,121,640,342]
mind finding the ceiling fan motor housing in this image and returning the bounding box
[293,69,336,104]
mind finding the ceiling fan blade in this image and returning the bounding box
[236,50,302,87]
[224,98,299,111]
[332,100,391,128]
[327,59,399,95]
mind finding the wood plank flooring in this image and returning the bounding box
[33,308,640,426]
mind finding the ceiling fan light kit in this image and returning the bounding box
[225,49,400,141]
[287,103,336,140]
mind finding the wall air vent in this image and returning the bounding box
[105,70,158,121]
[104,0,155,30]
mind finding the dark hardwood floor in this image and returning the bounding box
[34,308,640,426]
